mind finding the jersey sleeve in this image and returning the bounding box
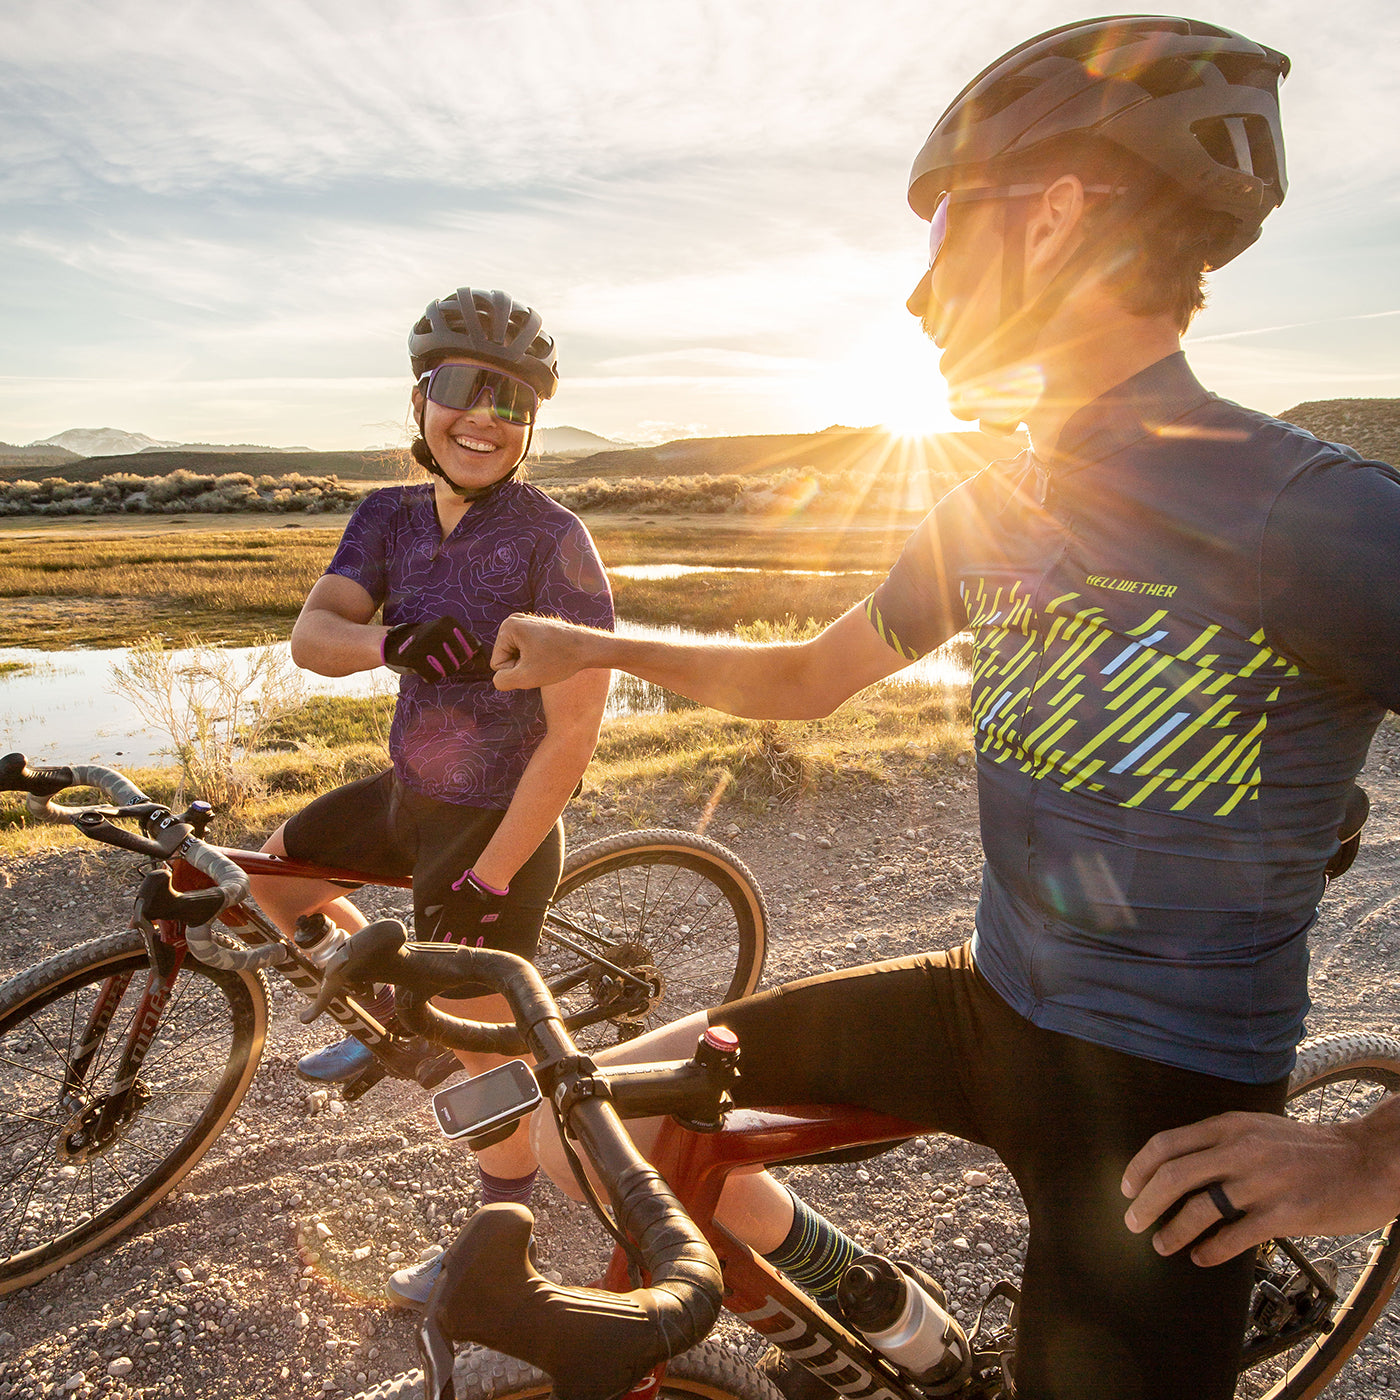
[866,478,978,661]
[1261,456,1400,711]
[324,489,393,608]
[531,514,615,632]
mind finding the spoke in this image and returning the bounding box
[0,1108,68,1131]
[97,1150,136,1194]
[0,1049,75,1091]
[24,996,95,1085]
[2,1124,61,1258]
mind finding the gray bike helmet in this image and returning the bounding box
[408,287,560,399]
[908,15,1289,269]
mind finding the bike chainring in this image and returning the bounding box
[57,1080,153,1163]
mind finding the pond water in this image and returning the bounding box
[0,625,970,768]
[608,564,881,580]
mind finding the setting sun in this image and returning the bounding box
[799,313,963,439]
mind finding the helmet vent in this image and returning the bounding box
[1131,57,1208,99]
[977,75,1040,121]
[1192,115,1271,177]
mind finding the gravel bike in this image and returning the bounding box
[294,920,1400,1400]
[0,754,767,1296]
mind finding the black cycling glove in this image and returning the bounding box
[429,869,509,945]
[381,616,488,682]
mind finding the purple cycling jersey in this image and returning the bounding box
[326,480,614,808]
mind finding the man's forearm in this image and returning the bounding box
[555,630,829,719]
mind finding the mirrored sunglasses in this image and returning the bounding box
[925,181,1125,269]
[419,364,539,427]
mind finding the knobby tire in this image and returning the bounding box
[0,928,267,1294]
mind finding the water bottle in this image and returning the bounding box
[293,912,351,969]
[836,1254,963,1386]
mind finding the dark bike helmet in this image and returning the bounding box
[408,287,558,501]
[409,287,560,399]
[908,15,1290,269]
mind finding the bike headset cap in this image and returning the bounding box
[408,287,560,501]
[907,15,1289,423]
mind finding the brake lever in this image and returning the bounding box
[300,918,409,1023]
[74,812,177,859]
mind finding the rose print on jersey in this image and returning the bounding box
[327,481,613,807]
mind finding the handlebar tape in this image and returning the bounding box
[303,928,541,1054]
[426,1202,722,1400]
[0,752,75,798]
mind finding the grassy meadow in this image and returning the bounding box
[0,512,971,851]
[0,516,916,649]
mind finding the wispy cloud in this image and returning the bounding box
[2,0,1398,444]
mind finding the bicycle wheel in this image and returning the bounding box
[350,1337,784,1400]
[542,829,768,1048]
[1235,1030,1400,1400]
[0,928,267,1295]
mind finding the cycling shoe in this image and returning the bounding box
[297,1036,374,1083]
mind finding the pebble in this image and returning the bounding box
[963,1170,991,1187]
[63,1373,86,1392]
[723,823,741,837]
[106,1359,133,1378]
[175,1266,194,1284]
[815,836,832,849]
[352,1246,372,1261]
[315,1223,333,1241]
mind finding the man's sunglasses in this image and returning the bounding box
[924,181,1126,270]
[418,364,540,427]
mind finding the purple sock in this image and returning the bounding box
[479,1167,538,1206]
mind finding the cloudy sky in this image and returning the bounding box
[2,0,1398,449]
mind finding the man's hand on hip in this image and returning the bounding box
[1122,1109,1400,1266]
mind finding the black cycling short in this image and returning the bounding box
[282,768,562,994]
[709,943,1288,1400]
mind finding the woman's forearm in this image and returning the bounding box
[493,616,832,719]
[291,607,389,678]
[471,731,596,890]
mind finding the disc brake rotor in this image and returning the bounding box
[587,941,663,1024]
[57,1081,152,1163]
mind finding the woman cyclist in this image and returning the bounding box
[249,286,614,1305]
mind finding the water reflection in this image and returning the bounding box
[609,564,880,580]
[0,623,971,766]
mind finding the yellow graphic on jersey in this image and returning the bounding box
[962,579,1298,817]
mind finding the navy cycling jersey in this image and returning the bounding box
[868,352,1400,1082]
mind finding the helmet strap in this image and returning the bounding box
[951,185,1158,434]
[414,406,533,503]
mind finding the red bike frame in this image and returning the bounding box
[603,1106,945,1400]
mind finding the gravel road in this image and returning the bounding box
[3,730,1399,1399]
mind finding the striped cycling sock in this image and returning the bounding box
[762,1188,861,1308]
[479,1167,539,1207]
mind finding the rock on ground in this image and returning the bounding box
[3,735,1400,1397]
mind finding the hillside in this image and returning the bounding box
[538,425,1020,486]
[0,441,81,471]
[0,448,411,486]
[1280,399,1400,465]
[0,427,1018,490]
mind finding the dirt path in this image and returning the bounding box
[2,736,1399,1400]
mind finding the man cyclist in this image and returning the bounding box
[494,17,1400,1397]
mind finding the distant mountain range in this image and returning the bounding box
[13,424,622,461]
